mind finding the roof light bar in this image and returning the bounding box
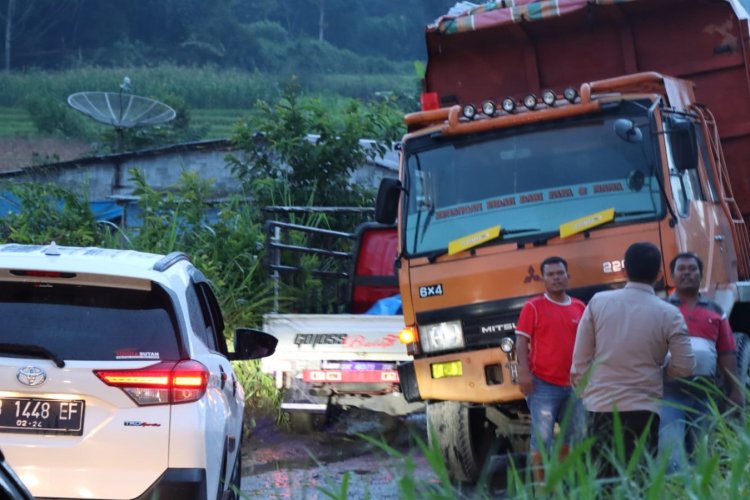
[481,100,497,116]
[563,87,578,103]
[501,97,516,113]
[462,104,477,120]
[542,89,557,106]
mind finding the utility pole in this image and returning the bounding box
[318,0,325,41]
[4,0,14,71]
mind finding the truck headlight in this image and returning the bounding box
[419,320,464,353]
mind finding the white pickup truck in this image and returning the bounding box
[261,313,424,431]
[260,215,425,431]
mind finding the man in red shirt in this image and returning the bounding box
[515,256,586,481]
[660,252,744,472]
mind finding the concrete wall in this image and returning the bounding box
[0,138,399,202]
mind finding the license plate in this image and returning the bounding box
[431,361,463,379]
[0,398,85,435]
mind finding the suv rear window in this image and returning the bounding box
[0,281,181,361]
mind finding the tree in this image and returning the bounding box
[3,0,12,71]
[0,0,77,70]
[227,78,403,214]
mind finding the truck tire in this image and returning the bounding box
[426,401,498,483]
[734,332,750,390]
[288,411,324,434]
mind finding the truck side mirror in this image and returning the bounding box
[231,328,278,360]
[614,118,643,143]
[668,118,698,172]
[375,177,402,225]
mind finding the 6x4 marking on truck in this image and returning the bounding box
[419,284,443,298]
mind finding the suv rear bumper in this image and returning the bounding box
[136,468,208,500]
[38,468,208,500]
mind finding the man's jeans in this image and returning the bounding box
[659,379,713,472]
[527,375,584,452]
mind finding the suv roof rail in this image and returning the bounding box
[153,252,192,272]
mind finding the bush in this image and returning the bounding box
[229,78,402,212]
[23,92,96,140]
[0,181,104,245]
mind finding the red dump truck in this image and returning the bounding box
[374,0,750,482]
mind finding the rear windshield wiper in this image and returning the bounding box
[0,343,66,368]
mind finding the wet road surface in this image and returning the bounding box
[240,409,520,499]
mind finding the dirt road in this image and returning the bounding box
[240,408,518,499]
[240,409,441,499]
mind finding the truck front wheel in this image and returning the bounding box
[426,401,500,483]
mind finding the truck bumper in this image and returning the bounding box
[412,347,523,403]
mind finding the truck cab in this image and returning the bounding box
[376,0,750,483]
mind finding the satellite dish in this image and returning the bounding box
[67,78,177,152]
[67,91,176,128]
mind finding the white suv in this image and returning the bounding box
[0,243,277,500]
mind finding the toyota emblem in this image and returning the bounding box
[17,366,47,387]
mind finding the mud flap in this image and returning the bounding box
[397,361,422,402]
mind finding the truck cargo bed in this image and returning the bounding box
[426,0,750,222]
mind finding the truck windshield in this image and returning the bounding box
[402,100,662,256]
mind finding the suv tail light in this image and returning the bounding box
[95,360,209,406]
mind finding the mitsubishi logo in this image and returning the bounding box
[17,366,47,387]
[523,265,542,284]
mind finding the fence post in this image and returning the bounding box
[271,224,281,313]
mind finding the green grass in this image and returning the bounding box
[0,65,416,141]
[192,108,255,140]
[280,382,750,499]
[0,107,37,136]
[0,106,257,141]
[0,66,417,109]
[0,101,399,141]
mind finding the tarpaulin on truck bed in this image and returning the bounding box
[434,0,637,34]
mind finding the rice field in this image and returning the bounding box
[0,106,255,141]
[0,107,36,137]
[191,108,255,139]
[0,65,416,142]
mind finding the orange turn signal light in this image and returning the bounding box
[399,326,418,345]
